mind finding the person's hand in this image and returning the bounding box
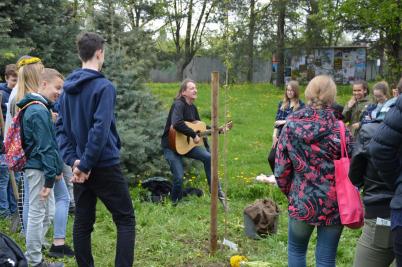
[40,187,51,201]
[71,167,90,183]
[72,159,80,170]
[351,122,360,131]
[347,97,356,109]
[392,88,399,98]
[51,112,58,123]
[272,135,278,148]
[56,174,63,181]
[274,120,286,127]
[193,135,201,144]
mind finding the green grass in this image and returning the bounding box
[1,82,360,266]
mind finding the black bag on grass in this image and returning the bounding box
[141,177,172,203]
[0,232,27,267]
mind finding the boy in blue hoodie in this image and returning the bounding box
[56,32,135,267]
[0,64,18,219]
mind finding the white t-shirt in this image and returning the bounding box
[4,86,18,141]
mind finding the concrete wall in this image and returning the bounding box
[150,56,377,83]
[150,56,272,83]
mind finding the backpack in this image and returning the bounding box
[3,101,47,171]
[140,177,172,203]
[0,232,28,267]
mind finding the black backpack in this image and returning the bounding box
[0,232,27,267]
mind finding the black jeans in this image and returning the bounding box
[267,144,277,173]
[73,165,135,267]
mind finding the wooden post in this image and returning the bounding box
[210,71,219,254]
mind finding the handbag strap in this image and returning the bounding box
[338,121,348,158]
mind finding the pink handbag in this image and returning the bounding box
[334,121,364,229]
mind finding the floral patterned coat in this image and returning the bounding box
[274,106,353,226]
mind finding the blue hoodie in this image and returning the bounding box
[56,68,121,173]
[0,83,12,121]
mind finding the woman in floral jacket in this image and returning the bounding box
[275,75,353,267]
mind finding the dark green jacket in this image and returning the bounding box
[342,95,371,136]
[17,93,63,188]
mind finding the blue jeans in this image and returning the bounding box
[0,161,17,217]
[23,176,70,239]
[164,147,220,202]
[288,217,343,267]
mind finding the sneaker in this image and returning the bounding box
[48,244,75,258]
[34,260,64,267]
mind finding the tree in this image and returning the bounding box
[275,0,287,87]
[341,0,401,82]
[0,17,29,74]
[120,0,165,30]
[0,0,80,74]
[246,0,256,82]
[163,0,216,81]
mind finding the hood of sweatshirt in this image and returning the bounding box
[0,83,12,95]
[63,68,104,95]
[16,93,49,109]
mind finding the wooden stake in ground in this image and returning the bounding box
[210,71,219,254]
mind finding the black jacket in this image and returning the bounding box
[349,121,394,218]
[368,95,402,210]
[161,97,208,150]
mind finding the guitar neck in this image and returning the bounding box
[199,130,212,137]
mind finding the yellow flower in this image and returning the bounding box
[230,255,247,267]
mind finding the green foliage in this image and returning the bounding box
[0,0,80,74]
[0,4,29,74]
[340,0,401,83]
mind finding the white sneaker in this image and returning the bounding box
[255,174,277,185]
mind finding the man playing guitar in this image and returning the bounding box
[161,79,228,209]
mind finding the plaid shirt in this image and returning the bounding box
[274,100,304,136]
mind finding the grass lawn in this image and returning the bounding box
[0,82,360,266]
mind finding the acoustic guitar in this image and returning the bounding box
[168,120,233,155]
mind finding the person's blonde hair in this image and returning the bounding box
[281,80,301,111]
[15,56,44,104]
[41,68,64,82]
[372,81,389,98]
[305,75,337,109]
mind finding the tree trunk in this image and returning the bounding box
[247,0,256,82]
[275,0,286,87]
[378,32,385,77]
[176,60,185,81]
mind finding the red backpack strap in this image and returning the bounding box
[20,101,47,112]
[16,101,48,118]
